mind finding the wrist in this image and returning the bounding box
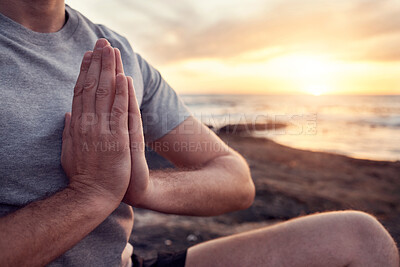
[67,178,121,212]
[123,174,153,207]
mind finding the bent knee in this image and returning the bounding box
[337,210,398,264]
[340,210,380,230]
[341,211,388,238]
[333,211,388,242]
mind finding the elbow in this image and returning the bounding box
[210,151,255,213]
[236,168,255,210]
[230,153,255,211]
[244,180,256,209]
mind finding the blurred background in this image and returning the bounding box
[66,0,400,258]
[66,0,400,161]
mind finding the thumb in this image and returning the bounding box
[62,112,72,141]
[127,76,145,151]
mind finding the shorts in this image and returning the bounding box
[132,250,187,267]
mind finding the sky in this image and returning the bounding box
[66,0,400,95]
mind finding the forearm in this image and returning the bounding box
[0,185,116,267]
[135,153,255,216]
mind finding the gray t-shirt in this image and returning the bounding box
[0,5,191,266]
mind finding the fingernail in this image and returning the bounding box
[103,46,112,56]
[84,51,92,61]
[116,73,124,82]
[95,39,104,50]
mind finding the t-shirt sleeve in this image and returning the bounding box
[136,54,192,143]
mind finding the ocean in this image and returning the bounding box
[181,95,400,162]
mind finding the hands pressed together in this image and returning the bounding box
[61,39,150,208]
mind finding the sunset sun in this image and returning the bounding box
[263,53,337,95]
[305,84,329,96]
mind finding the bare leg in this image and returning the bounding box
[186,211,399,267]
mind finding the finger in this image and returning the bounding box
[127,76,145,148]
[82,39,109,115]
[95,45,116,127]
[62,112,72,141]
[71,51,92,129]
[114,48,124,75]
[110,74,129,135]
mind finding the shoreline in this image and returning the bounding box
[253,134,400,163]
[131,132,400,259]
[211,121,400,163]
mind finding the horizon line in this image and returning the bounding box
[180,93,400,96]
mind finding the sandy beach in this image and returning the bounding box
[130,131,400,259]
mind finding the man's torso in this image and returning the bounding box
[0,6,143,266]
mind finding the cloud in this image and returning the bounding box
[68,0,400,64]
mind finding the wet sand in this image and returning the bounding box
[130,132,400,259]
